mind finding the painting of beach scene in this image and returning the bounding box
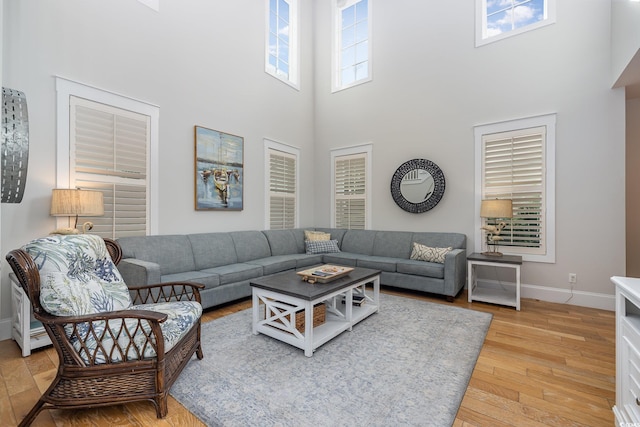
[194,126,244,210]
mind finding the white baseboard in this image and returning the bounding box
[0,317,12,342]
[475,279,615,311]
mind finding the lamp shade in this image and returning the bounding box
[480,199,512,218]
[50,189,104,217]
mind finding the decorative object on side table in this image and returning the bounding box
[480,198,512,256]
[390,158,445,213]
[50,188,104,234]
[194,126,244,211]
[1,87,30,203]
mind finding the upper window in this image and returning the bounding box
[331,144,372,229]
[476,0,556,47]
[56,77,159,238]
[332,0,372,92]
[266,0,299,89]
[474,114,556,262]
[265,139,299,229]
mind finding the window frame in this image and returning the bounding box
[330,143,372,229]
[55,77,159,237]
[332,0,373,93]
[265,0,300,89]
[264,138,300,230]
[474,113,556,263]
[475,0,556,47]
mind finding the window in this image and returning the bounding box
[474,114,556,262]
[332,0,372,92]
[265,139,299,229]
[56,77,159,238]
[331,144,372,229]
[266,0,299,88]
[476,0,556,47]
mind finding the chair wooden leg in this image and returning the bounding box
[196,344,204,360]
[156,395,168,418]
[18,398,46,427]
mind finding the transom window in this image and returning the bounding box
[266,0,299,88]
[333,0,372,92]
[476,0,556,47]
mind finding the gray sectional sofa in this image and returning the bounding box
[116,228,467,310]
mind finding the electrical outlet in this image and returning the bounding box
[569,273,577,284]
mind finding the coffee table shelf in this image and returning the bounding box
[251,267,381,357]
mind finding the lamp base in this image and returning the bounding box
[50,227,80,235]
[481,251,504,257]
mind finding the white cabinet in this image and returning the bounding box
[10,274,51,357]
[612,276,640,425]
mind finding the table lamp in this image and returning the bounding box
[480,199,513,256]
[50,189,104,234]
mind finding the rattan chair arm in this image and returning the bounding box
[35,308,169,325]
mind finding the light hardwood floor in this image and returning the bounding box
[0,289,615,426]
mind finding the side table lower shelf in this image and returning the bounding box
[10,274,52,357]
[467,252,522,311]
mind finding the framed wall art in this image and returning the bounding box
[194,126,244,210]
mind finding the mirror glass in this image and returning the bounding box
[400,169,434,204]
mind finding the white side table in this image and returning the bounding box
[467,252,522,311]
[10,273,51,357]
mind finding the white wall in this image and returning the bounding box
[0,0,315,326]
[627,98,640,277]
[611,0,640,88]
[313,0,625,308]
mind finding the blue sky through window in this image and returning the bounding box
[340,0,369,87]
[486,0,545,38]
[269,0,290,78]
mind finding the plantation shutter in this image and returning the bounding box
[334,153,367,229]
[482,126,545,253]
[269,149,296,229]
[70,96,149,238]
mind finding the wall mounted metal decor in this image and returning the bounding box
[1,87,30,203]
[390,158,445,213]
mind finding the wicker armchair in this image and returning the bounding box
[5,234,204,427]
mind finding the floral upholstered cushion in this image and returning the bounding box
[73,301,203,364]
[23,234,132,315]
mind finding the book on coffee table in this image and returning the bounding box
[297,265,354,283]
[342,294,366,306]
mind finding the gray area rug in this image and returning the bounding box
[171,293,492,427]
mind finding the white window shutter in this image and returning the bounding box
[269,149,297,229]
[71,96,149,238]
[334,153,367,229]
[482,126,545,253]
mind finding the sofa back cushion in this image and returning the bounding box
[262,229,305,255]
[373,231,413,258]
[117,235,196,275]
[411,232,466,251]
[340,230,377,255]
[188,232,238,270]
[230,231,272,262]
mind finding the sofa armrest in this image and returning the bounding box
[119,258,161,286]
[443,249,467,297]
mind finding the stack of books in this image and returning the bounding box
[342,294,366,306]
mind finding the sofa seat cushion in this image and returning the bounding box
[321,252,361,267]
[161,271,220,289]
[200,263,264,285]
[73,300,202,364]
[396,259,445,279]
[246,256,297,275]
[355,255,397,272]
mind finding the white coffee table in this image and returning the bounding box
[250,266,380,357]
